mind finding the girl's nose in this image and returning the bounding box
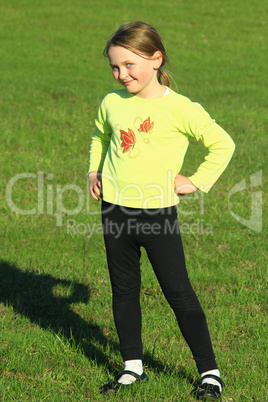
[119,68,128,80]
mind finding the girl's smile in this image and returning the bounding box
[122,79,135,86]
[108,45,164,99]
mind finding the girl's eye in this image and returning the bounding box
[126,63,133,67]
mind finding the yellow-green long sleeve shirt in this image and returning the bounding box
[89,88,235,209]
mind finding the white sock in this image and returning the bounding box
[118,359,143,385]
[201,369,222,392]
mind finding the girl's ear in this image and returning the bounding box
[152,51,163,70]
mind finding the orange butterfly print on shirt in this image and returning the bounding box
[138,117,154,133]
[120,128,136,153]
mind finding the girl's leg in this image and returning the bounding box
[101,201,143,361]
[141,209,217,374]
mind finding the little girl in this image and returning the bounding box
[88,21,235,400]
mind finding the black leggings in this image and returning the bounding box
[101,201,217,374]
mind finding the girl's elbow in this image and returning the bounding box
[222,133,235,155]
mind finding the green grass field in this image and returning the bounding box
[0,0,267,400]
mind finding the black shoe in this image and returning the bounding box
[196,374,225,400]
[100,370,149,394]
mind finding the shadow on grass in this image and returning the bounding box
[0,260,196,386]
[0,260,117,368]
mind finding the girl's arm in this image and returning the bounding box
[88,131,109,201]
[188,122,235,192]
[88,97,112,200]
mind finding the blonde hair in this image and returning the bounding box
[104,21,171,88]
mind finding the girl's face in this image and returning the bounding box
[108,45,163,99]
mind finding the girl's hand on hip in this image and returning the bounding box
[174,174,198,195]
[88,171,102,201]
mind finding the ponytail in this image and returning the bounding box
[157,68,171,88]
